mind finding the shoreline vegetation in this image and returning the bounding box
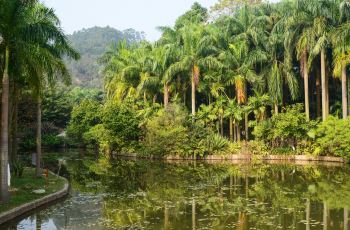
[2,0,350,219]
[64,0,350,163]
[0,168,67,224]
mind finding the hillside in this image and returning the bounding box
[66,26,145,88]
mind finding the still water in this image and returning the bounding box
[2,150,350,230]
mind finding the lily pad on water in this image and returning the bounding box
[32,189,46,194]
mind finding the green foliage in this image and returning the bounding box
[70,101,142,154]
[67,100,102,146]
[253,104,316,151]
[312,116,350,159]
[143,104,189,157]
[43,89,73,128]
[11,160,25,178]
[143,104,233,157]
[42,134,65,148]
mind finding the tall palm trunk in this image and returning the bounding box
[36,95,42,177]
[342,66,348,119]
[191,75,196,116]
[316,71,321,118]
[164,83,169,107]
[321,49,328,121]
[9,81,19,163]
[1,46,10,203]
[237,123,241,142]
[244,114,248,141]
[229,117,233,141]
[220,115,224,136]
[302,52,310,120]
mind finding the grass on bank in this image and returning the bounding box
[0,167,66,213]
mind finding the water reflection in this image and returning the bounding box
[3,152,350,230]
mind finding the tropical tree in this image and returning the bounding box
[166,24,221,116]
[225,99,243,142]
[331,0,350,119]
[0,0,42,203]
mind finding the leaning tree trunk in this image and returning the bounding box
[302,52,310,121]
[342,66,348,119]
[164,83,169,107]
[1,47,10,203]
[191,75,196,116]
[321,49,328,121]
[36,95,42,177]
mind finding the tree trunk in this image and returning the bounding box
[9,81,19,163]
[316,70,322,118]
[164,83,169,107]
[1,46,10,203]
[302,53,310,120]
[143,92,147,103]
[244,113,248,141]
[321,49,328,121]
[229,117,233,141]
[220,115,224,137]
[191,75,196,116]
[342,66,348,119]
[36,95,42,177]
[233,122,237,142]
[153,94,157,104]
[237,123,241,142]
[274,103,279,115]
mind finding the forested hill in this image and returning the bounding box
[66,26,145,88]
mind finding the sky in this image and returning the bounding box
[42,0,219,41]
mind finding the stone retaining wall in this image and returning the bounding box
[116,153,346,164]
[0,174,69,225]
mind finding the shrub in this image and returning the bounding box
[142,104,234,157]
[143,104,189,157]
[252,104,316,151]
[42,134,65,148]
[67,99,102,146]
[84,102,142,155]
[312,116,350,159]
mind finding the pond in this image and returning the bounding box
[2,150,350,230]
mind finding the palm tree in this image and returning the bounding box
[331,0,350,119]
[282,0,314,120]
[24,4,79,177]
[225,99,243,142]
[166,23,221,116]
[299,0,338,121]
[247,92,271,122]
[0,0,40,203]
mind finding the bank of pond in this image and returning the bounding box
[1,149,350,229]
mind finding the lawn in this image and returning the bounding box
[0,168,66,213]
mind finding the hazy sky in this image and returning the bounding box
[41,0,219,41]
